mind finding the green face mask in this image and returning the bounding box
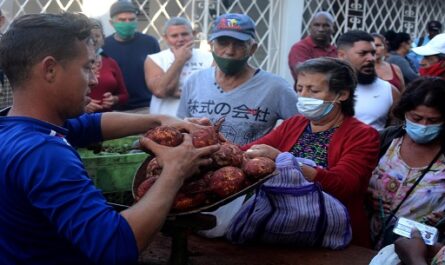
[212,52,249,75]
[112,21,137,40]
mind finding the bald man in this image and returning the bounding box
[288,11,337,81]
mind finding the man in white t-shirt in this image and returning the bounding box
[337,30,400,131]
[144,17,213,116]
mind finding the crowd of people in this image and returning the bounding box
[0,1,444,264]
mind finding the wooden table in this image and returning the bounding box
[139,233,377,265]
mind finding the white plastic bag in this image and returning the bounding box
[197,195,245,238]
[369,244,401,265]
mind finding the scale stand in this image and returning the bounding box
[163,213,217,265]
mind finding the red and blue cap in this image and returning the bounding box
[209,13,256,41]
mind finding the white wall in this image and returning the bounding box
[82,0,116,36]
[277,0,304,84]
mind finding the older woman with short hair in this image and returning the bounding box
[242,57,380,247]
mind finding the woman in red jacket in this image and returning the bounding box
[242,57,380,247]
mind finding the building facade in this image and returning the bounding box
[1,0,444,83]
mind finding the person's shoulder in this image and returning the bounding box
[184,67,214,84]
[149,49,171,59]
[283,115,306,124]
[136,32,159,43]
[101,55,118,66]
[192,48,211,56]
[375,77,391,86]
[256,70,291,86]
[191,49,213,66]
[291,36,311,46]
[1,121,72,161]
[342,116,379,136]
[387,53,404,61]
[192,66,213,76]
[379,125,404,139]
[103,34,117,45]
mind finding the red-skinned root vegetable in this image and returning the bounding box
[145,157,162,178]
[209,166,246,198]
[242,157,276,180]
[172,178,210,211]
[172,192,207,211]
[192,116,225,148]
[135,176,158,201]
[211,143,244,168]
[144,126,183,147]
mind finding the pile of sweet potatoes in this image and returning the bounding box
[135,118,276,212]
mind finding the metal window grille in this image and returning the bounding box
[301,0,445,42]
[1,0,445,73]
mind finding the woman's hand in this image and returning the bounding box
[85,99,103,113]
[424,211,445,226]
[101,92,117,109]
[245,144,281,160]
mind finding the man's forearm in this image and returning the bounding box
[120,167,184,251]
[151,59,186,98]
[100,112,179,140]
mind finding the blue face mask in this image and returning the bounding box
[296,96,337,121]
[405,118,443,144]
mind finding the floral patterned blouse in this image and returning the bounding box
[432,246,445,265]
[289,125,336,168]
[369,136,445,239]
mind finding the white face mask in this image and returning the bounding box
[296,96,338,121]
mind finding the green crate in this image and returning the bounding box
[78,136,148,194]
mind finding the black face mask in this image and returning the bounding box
[212,52,249,76]
[357,72,377,84]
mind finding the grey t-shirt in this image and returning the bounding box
[387,52,418,84]
[177,67,299,145]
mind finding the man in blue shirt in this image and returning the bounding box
[0,13,218,264]
[103,1,160,113]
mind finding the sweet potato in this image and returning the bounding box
[211,143,244,168]
[144,126,183,147]
[209,166,246,198]
[242,157,276,180]
[192,117,225,148]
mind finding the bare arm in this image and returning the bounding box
[120,134,219,251]
[144,41,194,98]
[99,112,205,140]
[392,64,406,93]
[387,84,401,125]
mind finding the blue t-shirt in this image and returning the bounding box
[0,113,138,264]
[103,32,160,111]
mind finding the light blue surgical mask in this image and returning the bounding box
[296,96,337,121]
[405,118,443,144]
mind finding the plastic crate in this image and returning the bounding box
[78,136,148,195]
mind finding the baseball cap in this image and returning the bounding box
[110,1,139,18]
[208,13,255,41]
[427,20,442,32]
[412,33,445,56]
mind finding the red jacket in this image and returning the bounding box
[242,115,380,247]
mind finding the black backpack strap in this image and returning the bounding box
[379,126,405,159]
